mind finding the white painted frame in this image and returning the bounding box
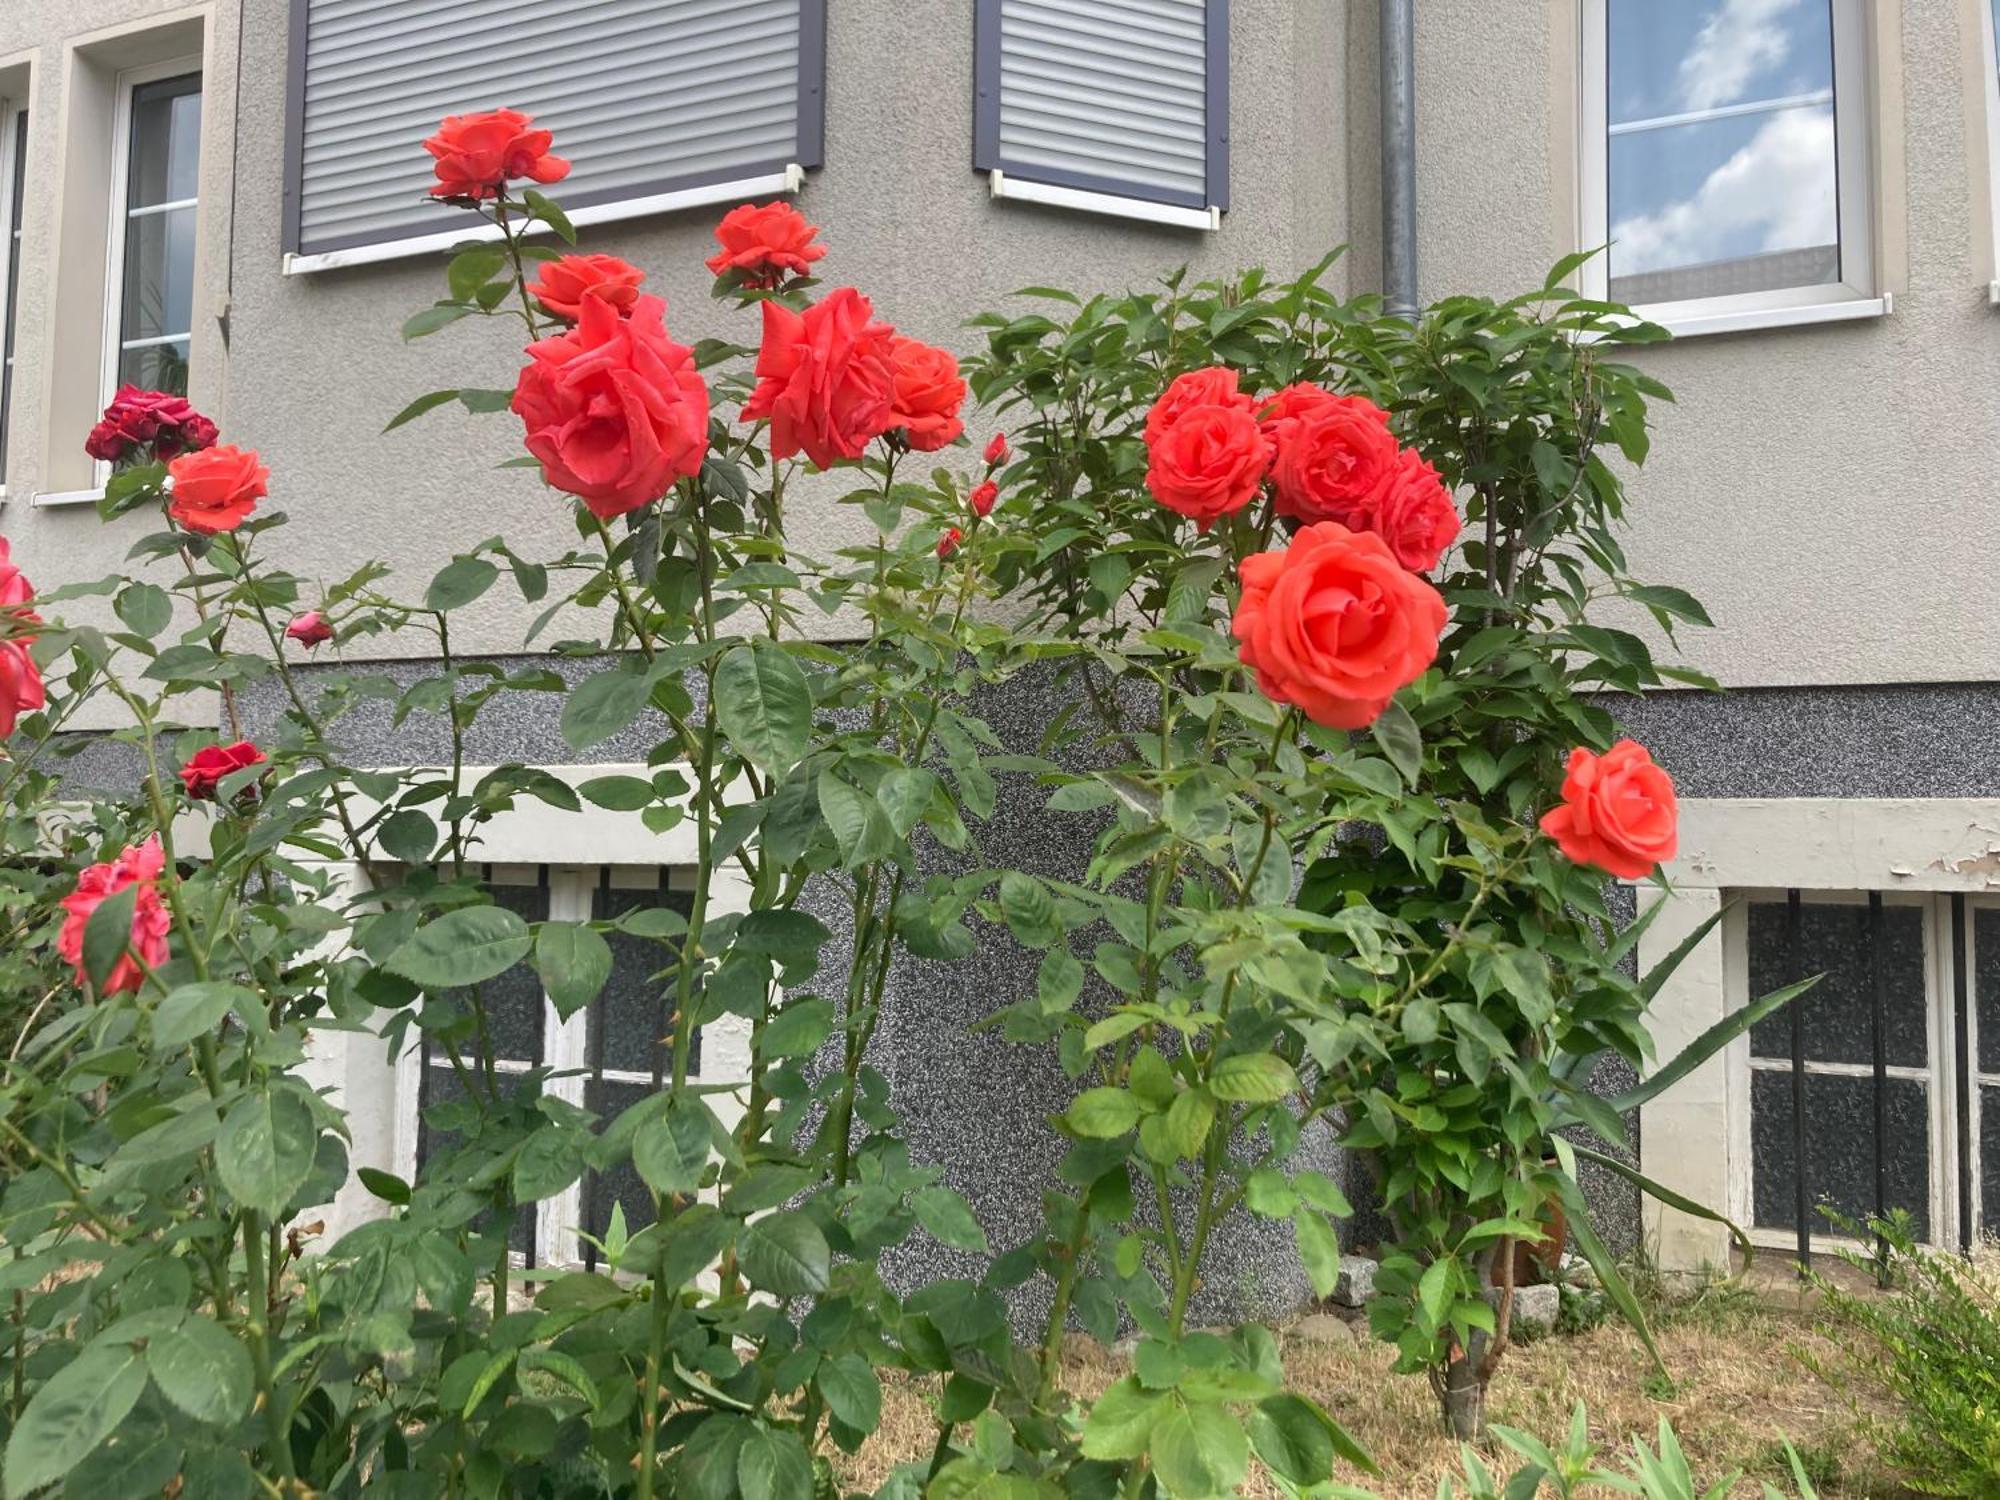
[296,762,754,1262]
[1636,797,2000,1272]
[0,96,24,502]
[986,169,1221,231]
[1980,0,2000,303]
[1577,0,1886,338]
[95,54,201,487]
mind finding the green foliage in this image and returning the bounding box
[1811,1212,2000,1497]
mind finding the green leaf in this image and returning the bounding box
[912,1186,990,1253]
[1067,1087,1141,1138]
[562,659,656,751]
[816,1354,882,1435]
[1294,1210,1341,1299]
[1079,1376,1160,1461]
[425,556,498,613]
[737,1211,830,1296]
[713,641,812,775]
[737,1423,813,1499]
[534,922,613,1019]
[81,885,140,992]
[1625,583,1714,627]
[402,302,472,340]
[633,1095,711,1198]
[1608,975,1820,1114]
[816,770,895,871]
[1150,1399,1249,1498]
[2,1341,149,1495]
[1558,1175,1666,1377]
[216,1087,318,1218]
[446,244,509,301]
[1208,1053,1298,1103]
[375,808,437,865]
[997,872,1060,949]
[1161,1088,1215,1160]
[1417,1258,1454,1329]
[1368,699,1422,784]
[576,775,655,811]
[145,1314,253,1427]
[383,388,460,432]
[152,982,253,1049]
[876,767,937,838]
[762,998,834,1059]
[387,905,532,988]
[114,584,172,639]
[1248,1393,1375,1483]
[513,1125,586,1202]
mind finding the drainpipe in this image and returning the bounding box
[1379,0,1419,320]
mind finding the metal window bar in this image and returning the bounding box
[1788,889,1809,1274]
[582,865,613,1273]
[1868,892,1889,1281]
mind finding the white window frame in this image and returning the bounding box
[1981,0,2000,304]
[0,98,25,502]
[94,54,201,488]
[1578,0,1887,338]
[1719,889,1961,1254]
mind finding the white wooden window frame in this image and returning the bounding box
[1981,0,2000,304]
[1577,0,1887,338]
[1718,889,1962,1254]
[0,98,24,502]
[91,55,201,492]
[295,762,754,1263]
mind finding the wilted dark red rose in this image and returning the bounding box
[179,740,268,801]
[85,386,219,465]
[740,287,897,470]
[57,837,172,995]
[705,202,826,288]
[424,108,568,200]
[527,253,646,322]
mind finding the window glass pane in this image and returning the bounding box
[1747,900,1928,1069]
[1605,0,1839,303]
[116,340,190,396]
[119,205,196,344]
[0,110,24,476]
[589,883,698,1079]
[1974,909,2000,1075]
[1751,1070,1930,1240]
[126,76,201,208]
[1984,1086,2000,1234]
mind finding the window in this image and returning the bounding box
[1579,0,1880,334]
[972,0,1229,229]
[1726,889,2000,1255]
[282,0,827,274]
[0,106,25,487]
[401,865,702,1270]
[1984,0,2000,301]
[106,66,201,402]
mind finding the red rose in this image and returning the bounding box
[983,432,1009,467]
[85,386,219,465]
[527,253,646,322]
[886,336,967,453]
[741,287,897,470]
[178,740,267,802]
[1539,740,1679,880]
[969,479,998,518]
[705,202,826,288]
[1145,404,1268,526]
[1232,521,1446,730]
[285,611,334,648]
[1367,449,1462,573]
[1144,367,1255,446]
[0,537,31,612]
[168,445,268,534]
[936,526,963,558]
[1257,382,1383,462]
[57,836,173,995]
[513,292,710,521]
[0,636,41,738]
[1270,396,1403,526]
[423,108,569,201]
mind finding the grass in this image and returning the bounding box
[844,1274,1907,1497]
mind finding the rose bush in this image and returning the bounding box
[0,114,1805,1499]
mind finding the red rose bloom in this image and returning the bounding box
[527,253,646,322]
[969,479,998,518]
[85,386,219,465]
[423,108,569,201]
[1539,740,1679,880]
[1367,449,1462,573]
[1231,521,1447,730]
[57,836,173,995]
[1144,366,1256,446]
[886,336,967,453]
[168,445,268,534]
[983,432,1009,467]
[1257,382,1383,462]
[1270,396,1403,526]
[705,202,827,288]
[741,287,897,470]
[179,740,268,802]
[936,527,963,558]
[513,292,710,521]
[285,611,334,648]
[0,539,41,737]
[0,537,31,612]
[1145,404,1268,526]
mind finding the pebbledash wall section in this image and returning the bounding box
[12,0,2000,1302]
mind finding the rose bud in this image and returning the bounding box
[285,611,334,648]
[936,527,963,559]
[983,432,1008,467]
[969,480,998,518]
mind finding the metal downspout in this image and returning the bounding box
[1380,0,1418,319]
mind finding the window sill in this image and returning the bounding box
[1632,292,1892,341]
[283,165,807,276]
[986,169,1219,231]
[32,486,105,508]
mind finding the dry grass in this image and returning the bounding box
[846,1280,1907,1497]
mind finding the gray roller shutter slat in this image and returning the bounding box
[294,0,809,254]
[983,0,1218,208]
